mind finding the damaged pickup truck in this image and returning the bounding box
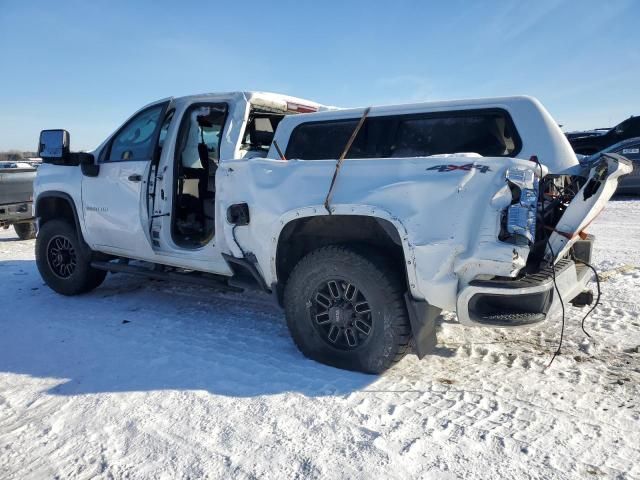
[33,92,631,373]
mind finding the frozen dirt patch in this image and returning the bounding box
[0,199,639,479]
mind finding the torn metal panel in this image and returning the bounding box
[219,155,540,311]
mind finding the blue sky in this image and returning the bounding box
[1,0,638,151]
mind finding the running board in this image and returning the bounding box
[90,260,243,292]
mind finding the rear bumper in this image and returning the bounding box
[456,258,591,327]
[0,202,33,226]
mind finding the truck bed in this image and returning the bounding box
[0,163,37,206]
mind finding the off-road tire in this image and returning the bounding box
[35,220,107,296]
[284,245,411,374]
[14,222,36,240]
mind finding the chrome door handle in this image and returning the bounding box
[128,174,142,182]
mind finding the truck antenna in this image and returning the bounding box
[324,107,370,214]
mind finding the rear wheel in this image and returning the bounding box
[35,220,106,295]
[14,222,36,240]
[284,245,411,374]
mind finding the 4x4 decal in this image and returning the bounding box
[427,164,491,173]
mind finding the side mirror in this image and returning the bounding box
[38,129,99,175]
[38,129,70,164]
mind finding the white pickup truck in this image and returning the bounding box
[33,92,631,373]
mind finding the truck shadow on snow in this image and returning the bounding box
[0,259,400,397]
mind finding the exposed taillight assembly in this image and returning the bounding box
[503,168,539,245]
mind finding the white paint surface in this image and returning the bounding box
[35,94,609,315]
[1,199,639,479]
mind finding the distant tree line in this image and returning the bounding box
[0,151,38,162]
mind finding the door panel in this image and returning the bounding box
[82,160,152,256]
[81,101,169,257]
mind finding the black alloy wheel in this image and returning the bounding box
[46,235,78,279]
[310,279,373,350]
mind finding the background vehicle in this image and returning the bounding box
[33,93,631,373]
[0,161,38,239]
[581,137,640,195]
[567,115,640,155]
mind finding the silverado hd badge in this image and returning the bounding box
[85,205,108,213]
[427,163,491,173]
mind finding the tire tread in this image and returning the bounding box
[284,244,412,373]
[35,219,106,295]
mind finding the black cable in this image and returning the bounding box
[535,160,599,366]
[532,158,566,369]
[532,158,565,369]
[545,240,565,370]
[231,224,247,258]
[535,158,545,261]
[573,258,601,338]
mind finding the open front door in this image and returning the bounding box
[140,100,233,276]
[82,101,170,258]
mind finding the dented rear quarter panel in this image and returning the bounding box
[218,156,537,311]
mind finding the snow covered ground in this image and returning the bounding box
[1,199,639,480]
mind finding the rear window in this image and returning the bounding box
[242,114,285,154]
[284,120,366,160]
[285,109,521,160]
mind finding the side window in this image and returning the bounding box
[285,110,520,160]
[242,115,284,152]
[285,119,369,160]
[107,104,165,162]
[390,112,519,158]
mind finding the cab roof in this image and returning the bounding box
[165,91,330,112]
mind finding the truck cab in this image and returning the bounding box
[35,92,325,274]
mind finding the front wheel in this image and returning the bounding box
[283,246,411,374]
[35,220,106,295]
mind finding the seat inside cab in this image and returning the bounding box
[171,105,286,248]
[172,105,225,248]
[238,112,284,159]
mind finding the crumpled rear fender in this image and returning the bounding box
[218,156,538,311]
